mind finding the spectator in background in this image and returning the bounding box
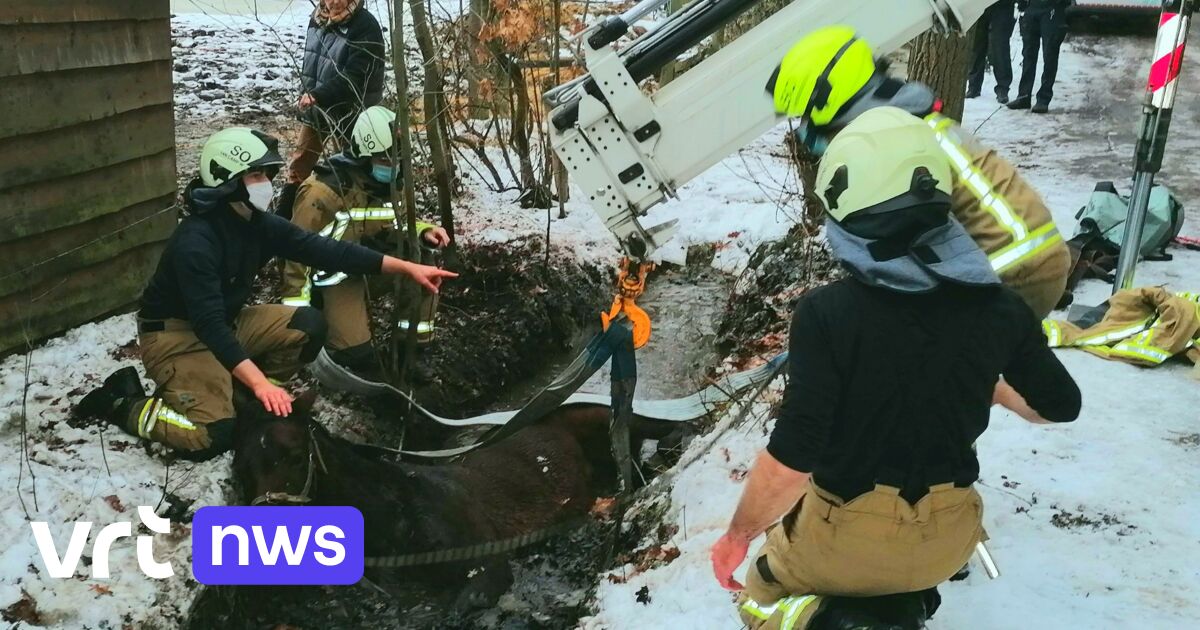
[966,0,1016,104]
[1009,0,1072,114]
[279,0,385,216]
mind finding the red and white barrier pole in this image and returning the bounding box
[1114,1,1194,292]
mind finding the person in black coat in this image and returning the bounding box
[1009,0,1073,113]
[966,0,1017,104]
[283,0,385,209]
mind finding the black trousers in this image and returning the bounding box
[968,0,1016,96]
[1017,7,1068,104]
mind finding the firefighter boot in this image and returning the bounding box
[398,348,436,386]
[329,343,386,383]
[75,367,145,423]
[813,607,904,630]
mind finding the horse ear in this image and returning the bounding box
[292,388,319,416]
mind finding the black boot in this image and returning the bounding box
[1007,95,1032,110]
[75,367,145,422]
[398,349,436,386]
[814,606,904,630]
[329,344,387,383]
[1031,101,1050,114]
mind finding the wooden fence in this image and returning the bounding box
[0,0,177,355]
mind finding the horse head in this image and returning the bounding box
[232,390,327,506]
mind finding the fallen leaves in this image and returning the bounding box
[90,584,114,597]
[590,496,618,518]
[104,495,127,513]
[2,591,41,624]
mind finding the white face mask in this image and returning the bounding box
[245,179,274,212]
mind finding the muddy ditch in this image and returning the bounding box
[188,242,741,629]
[184,230,840,630]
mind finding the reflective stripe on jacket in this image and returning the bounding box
[281,175,433,307]
[1043,287,1200,366]
[925,113,1064,277]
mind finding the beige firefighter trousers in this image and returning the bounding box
[738,482,984,630]
[126,305,320,452]
[321,276,439,351]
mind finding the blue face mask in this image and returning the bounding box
[793,123,831,157]
[371,163,396,184]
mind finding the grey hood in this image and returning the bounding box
[825,216,1000,293]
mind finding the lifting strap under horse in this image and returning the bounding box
[309,324,789,459]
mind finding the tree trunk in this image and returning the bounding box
[466,0,493,119]
[785,132,824,231]
[408,0,456,254]
[490,44,550,208]
[389,0,423,391]
[906,29,974,122]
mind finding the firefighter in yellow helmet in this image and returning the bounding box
[710,108,1081,630]
[766,26,1070,318]
[280,106,451,382]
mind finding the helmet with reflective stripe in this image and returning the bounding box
[351,105,397,158]
[767,26,877,125]
[816,106,951,224]
[199,127,284,187]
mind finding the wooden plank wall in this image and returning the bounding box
[0,0,177,354]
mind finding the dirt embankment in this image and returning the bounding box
[372,239,609,417]
[718,226,842,362]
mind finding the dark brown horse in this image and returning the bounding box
[232,397,687,610]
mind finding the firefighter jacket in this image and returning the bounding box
[281,160,434,307]
[1043,287,1200,367]
[925,113,1070,316]
[926,113,1064,277]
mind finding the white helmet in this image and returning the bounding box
[350,106,397,158]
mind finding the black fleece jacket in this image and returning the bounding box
[139,199,383,370]
[769,279,1081,504]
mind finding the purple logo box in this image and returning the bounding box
[192,506,364,585]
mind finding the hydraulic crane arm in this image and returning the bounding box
[545,0,997,259]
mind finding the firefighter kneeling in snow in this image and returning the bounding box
[709,109,1081,630]
[75,128,457,460]
[280,106,450,381]
[769,26,1071,318]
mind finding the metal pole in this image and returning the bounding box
[1113,0,1192,292]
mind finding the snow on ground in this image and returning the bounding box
[0,315,230,628]
[0,4,792,627]
[452,122,796,273]
[4,10,1199,630]
[584,26,1200,630]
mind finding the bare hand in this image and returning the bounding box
[407,263,458,294]
[421,226,451,248]
[710,532,749,591]
[254,381,293,417]
[298,93,316,109]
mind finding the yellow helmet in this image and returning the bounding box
[815,107,951,223]
[767,26,877,125]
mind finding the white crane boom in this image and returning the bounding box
[545,0,997,259]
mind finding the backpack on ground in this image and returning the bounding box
[1057,181,1185,309]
